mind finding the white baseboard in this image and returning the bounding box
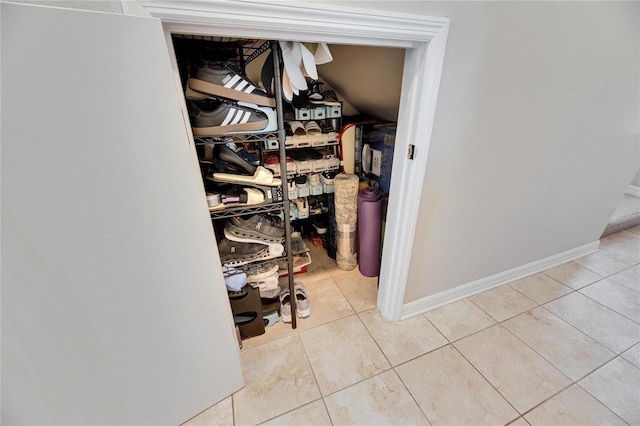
[401,240,600,319]
[626,185,640,197]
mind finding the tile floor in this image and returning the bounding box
[185,226,640,425]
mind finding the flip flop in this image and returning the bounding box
[213,166,282,187]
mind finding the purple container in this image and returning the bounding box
[357,187,385,277]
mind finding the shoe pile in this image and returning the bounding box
[186,62,276,136]
[218,213,286,266]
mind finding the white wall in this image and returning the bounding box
[308,1,639,303]
[631,169,640,188]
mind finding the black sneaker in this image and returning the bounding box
[188,100,268,136]
[225,214,286,244]
[217,238,270,265]
[189,63,276,107]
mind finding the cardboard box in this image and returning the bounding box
[365,124,396,194]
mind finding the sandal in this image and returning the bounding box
[304,120,322,135]
[213,165,282,187]
[289,120,306,136]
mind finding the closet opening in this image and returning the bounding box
[169,33,403,339]
[150,0,450,323]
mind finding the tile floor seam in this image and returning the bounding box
[539,299,640,357]
[297,322,332,406]
[576,287,640,326]
[389,365,436,425]
[574,359,637,426]
[533,305,620,366]
[319,397,336,426]
[354,310,396,369]
[316,367,395,401]
[498,313,605,385]
[254,397,326,425]
[448,338,522,421]
[517,382,580,421]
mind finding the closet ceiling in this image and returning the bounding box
[247,44,404,123]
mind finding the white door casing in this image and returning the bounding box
[1,3,243,424]
[138,0,450,321]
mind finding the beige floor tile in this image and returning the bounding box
[260,400,331,426]
[542,261,604,290]
[295,277,354,331]
[359,308,447,366]
[599,238,640,266]
[621,343,640,368]
[241,319,297,350]
[627,225,640,235]
[524,384,626,426]
[507,418,530,426]
[182,396,233,426]
[300,315,390,395]
[602,229,640,248]
[609,265,640,292]
[454,325,571,414]
[579,357,640,424]
[574,251,633,277]
[545,292,640,353]
[509,273,573,305]
[396,345,518,425]
[324,370,430,425]
[334,269,379,313]
[303,244,334,284]
[470,285,537,322]
[424,298,496,342]
[233,334,320,425]
[579,278,640,323]
[503,307,615,381]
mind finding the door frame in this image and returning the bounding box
[136,0,450,321]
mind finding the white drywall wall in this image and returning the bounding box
[306,1,639,303]
[1,3,242,424]
[631,169,640,188]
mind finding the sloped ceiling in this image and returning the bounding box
[317,44,405,122]
[247,43,405,123]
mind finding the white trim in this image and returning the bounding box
[626,185,640,197]
[138,0,450,322]
[401,240,600,319]
[139,0,446,47]
[120,0,153,17]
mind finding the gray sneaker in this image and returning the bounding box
[189,63,276,107]
[217,238,270,266]
[225,214,286,244]
[188,100,269,136]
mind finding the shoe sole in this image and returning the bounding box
[244,262,280,281]
[220,246,271,266]
[297,308,311,318]
[224,229,285,255]
[189,78,276,108]
[224,223,285,244]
